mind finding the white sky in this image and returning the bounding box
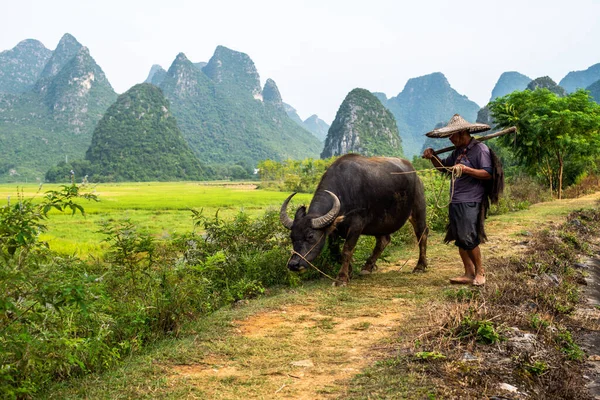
[2,0,599,124]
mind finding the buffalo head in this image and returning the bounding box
[280,190,341,271]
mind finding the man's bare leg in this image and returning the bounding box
[467,246,485,286]
[450,248,476,284]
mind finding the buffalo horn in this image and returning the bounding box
[280,192,297,229]
[311,190,340,229]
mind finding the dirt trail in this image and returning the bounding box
[167,193,600,399]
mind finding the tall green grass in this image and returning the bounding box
[0,182,312,257]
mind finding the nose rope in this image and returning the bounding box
[287,232,342,283]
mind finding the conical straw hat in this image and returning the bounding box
[425,114,490,138]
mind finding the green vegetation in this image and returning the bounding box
[0,182,312,256]
[80,83,205,182]
[159,48,322,168]
[257,157,335,193]
[0,183,302,397]
[321,88,403,158]
[383,72,481,158]
[0,39,51,94]
[588,79,600,103]
[0,34,117,182]
[490,88,600,198]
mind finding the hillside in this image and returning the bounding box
[0,34,117,181]
[321,88,403,158]
[489,71,531,101]
[527,76,567,96]
[83,83,205,181]
[588,79,600,103]
[144,64,167,86]
[303,114,329,142]
[158,47,322,167]
[559,63,600,93]
[381,72,480,158]
[284,103,330,141]
[0,39,51,94]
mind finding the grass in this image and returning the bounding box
[41,191,600,399]
[0,182,312,257]
[6,180,599,398]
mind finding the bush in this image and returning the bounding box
[0,193,301,396]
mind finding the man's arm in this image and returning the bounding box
[422,148,447,171]
[453,163,492,180]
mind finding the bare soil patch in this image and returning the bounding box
[169,299,412,399]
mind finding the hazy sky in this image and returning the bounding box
[2,0,599,124]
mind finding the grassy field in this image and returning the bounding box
[0,182,312,256]
[43,192,600,399]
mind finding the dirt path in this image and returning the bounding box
[164,193,600,399]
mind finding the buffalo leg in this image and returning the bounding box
[327,233,343,264]
[335,234,360,286]
[409,215,428,272]
[360,234,391,275]
[410,178,428,272]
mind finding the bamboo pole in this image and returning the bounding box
[428,126,517,156]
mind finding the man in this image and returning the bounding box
[422,114,493,286]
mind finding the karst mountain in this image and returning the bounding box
[321,88,403,158]
[83,83,205,182]
[1,32,599,182]
[0,33,117,181]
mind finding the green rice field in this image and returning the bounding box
[0,182,311,257]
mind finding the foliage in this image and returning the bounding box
[0,191,297,396]
[84,83,206,182]
[556,329,584,361]
[414,351,446,361]
[257,157,336,192]
[489,88,600,198]
[0,34,117,182]
[456,315,503,344]
[158,49,322,168]
[321,88,404,158]
[0,184,97,257]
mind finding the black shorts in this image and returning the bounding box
[448,202,481,250]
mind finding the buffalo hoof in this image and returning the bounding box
[332,279,348,287]
[412,265,427,273]
[359,269,372,276]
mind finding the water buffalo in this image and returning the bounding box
[280,153,428,286]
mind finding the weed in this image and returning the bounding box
[444,287,478,302]
[454,315,503,345]
[530,314,550,331]
[524,360,548,376]
[414,351,446,361]
[315,317,336,331]
[556,330,584,361]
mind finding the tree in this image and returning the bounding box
[489,89,600,199]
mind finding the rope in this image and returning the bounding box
[390,156,463,209]
[286,232,343,284]
[396,226,428,272]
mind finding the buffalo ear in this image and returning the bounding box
[326,215,345,235]
[294,206,307,219]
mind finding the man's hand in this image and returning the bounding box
[422,148,435,160]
